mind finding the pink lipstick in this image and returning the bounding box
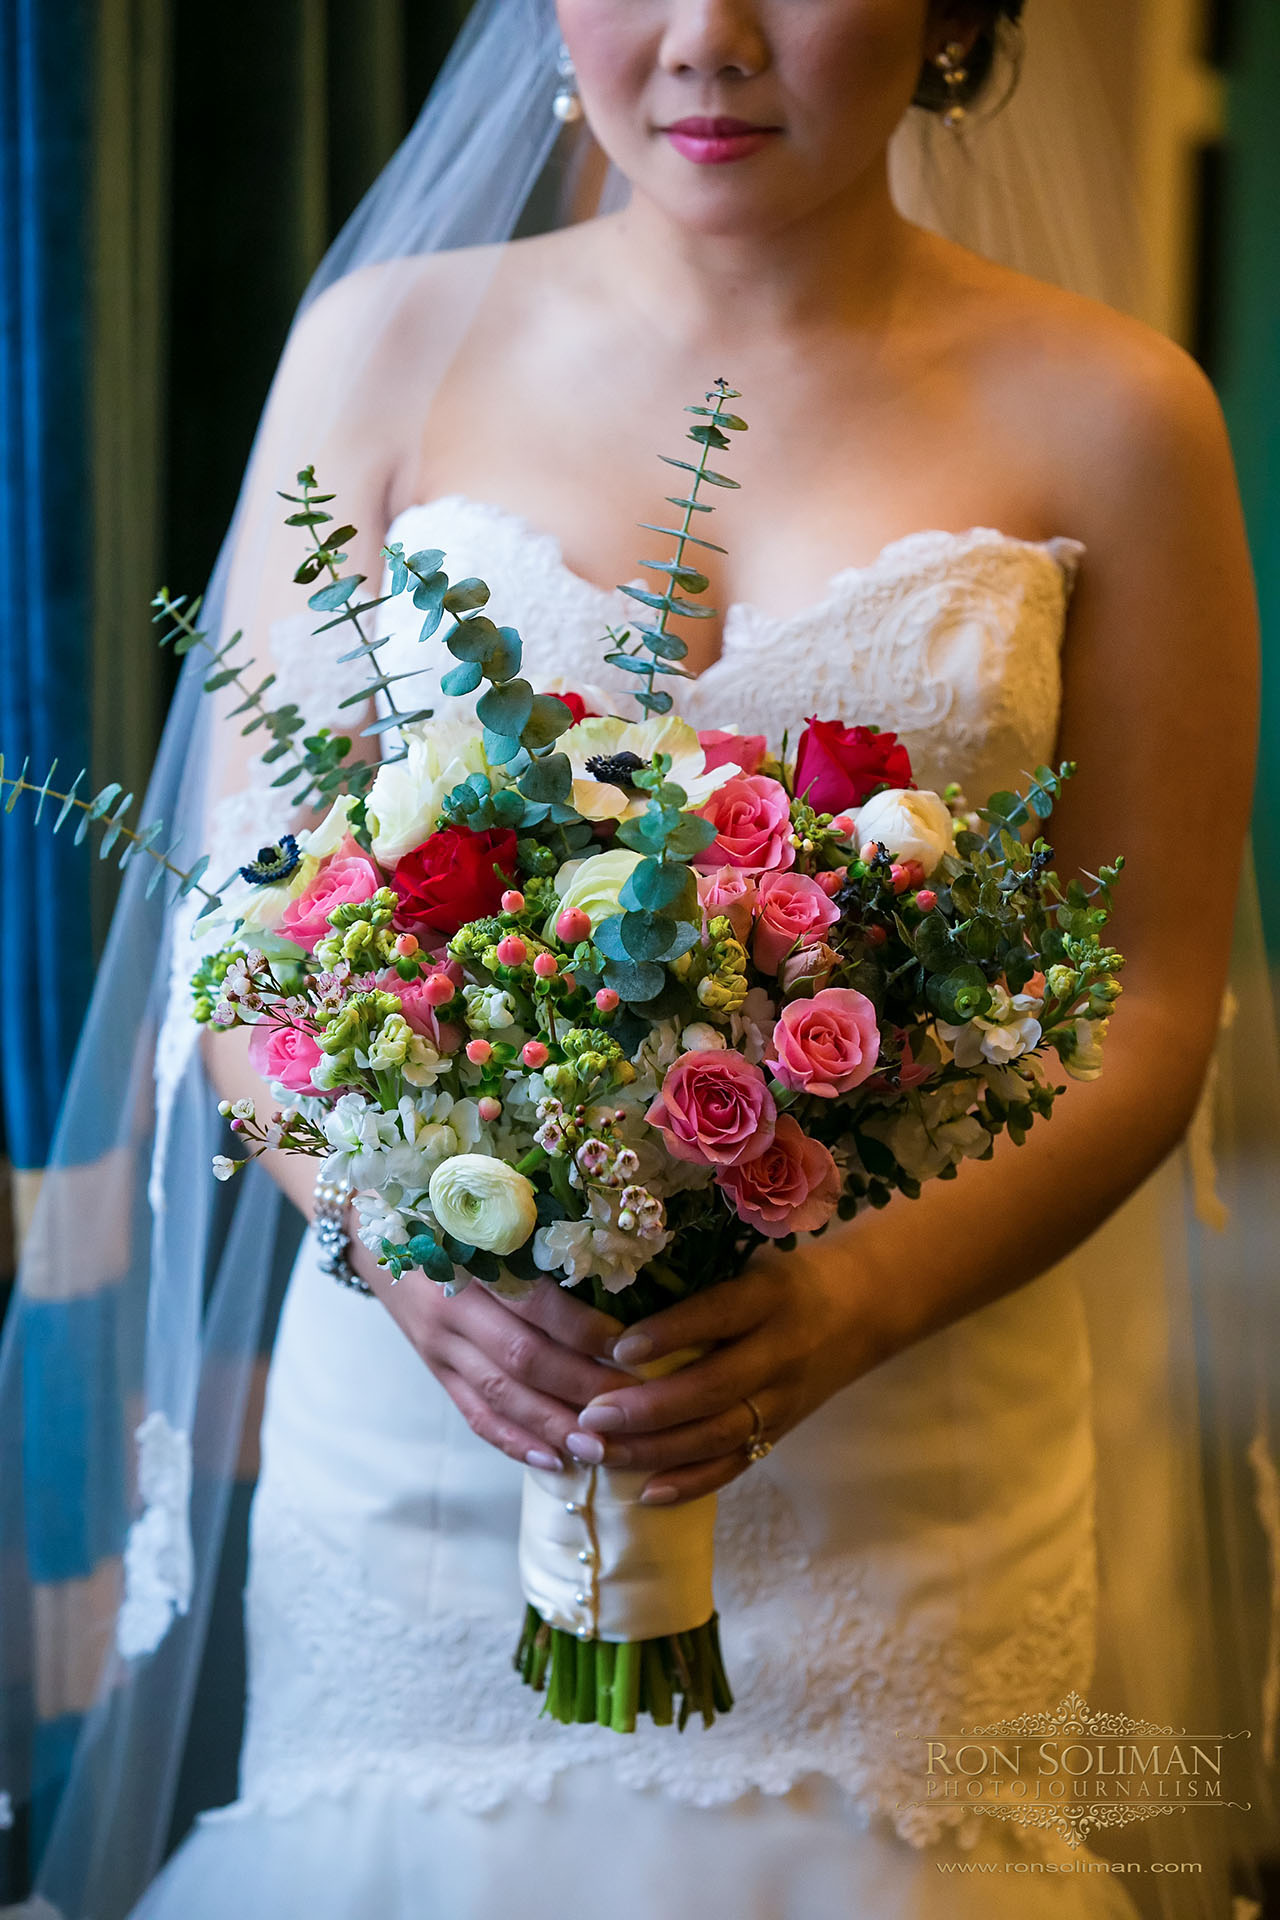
[661,116,781,166]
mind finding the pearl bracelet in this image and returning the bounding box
[312,1170,374,1296]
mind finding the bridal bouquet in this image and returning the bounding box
[1,383,1124,1734]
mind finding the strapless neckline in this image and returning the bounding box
[383,495,1085,691]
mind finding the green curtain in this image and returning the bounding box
[1215,0,1280,968]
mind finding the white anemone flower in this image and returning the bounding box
[561,715,735,822]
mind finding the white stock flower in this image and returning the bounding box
[938,985,1043,1070]
[550,848,643,934]
[533,1188,672,1293]
[854,787,955,877]
[428,1153,539,1256]
[1062,1017,1108,1082]
[561,715,734,823]
[354,1192,410,1254]
[861,1081,990,1183]
[365,717,491,865]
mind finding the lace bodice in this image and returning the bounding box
[374,496,1085,807]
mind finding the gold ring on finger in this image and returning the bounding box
[743,1394,773,1464]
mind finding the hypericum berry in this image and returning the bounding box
[478,1095,503,1122]
[889,864,911,894]
[496,935,528,967]
[394,933,420,957]
[916,889,938,914]
[556,908,591,945]
[595,987,619,1013]
[466,1038,493,1065]
[860,841,880,865]
[500,889,525,913]
[561,972,577,993]
[533,952,559,978]
[833,814,856,837]
[423,973,455,1006]
[522,1040,550,1069]
[864,925,888,949]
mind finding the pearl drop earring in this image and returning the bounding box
[553,45,583,125]
[934,40,969,131]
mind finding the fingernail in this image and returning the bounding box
[526,1448,563,1471]
[578,1402,624,1431]
[640,1484,678,1505]
[566,1430,605,1464]
[611,1333,653,1366]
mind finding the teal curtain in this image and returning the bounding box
[0,4,472,1888]
[0,0,96,1303]
[1215,0,1280,968]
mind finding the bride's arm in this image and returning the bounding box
[569,330,1262,1502]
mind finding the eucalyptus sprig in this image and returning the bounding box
[385,541,590,852]
[0,755,221,913]
[606,377,747,715]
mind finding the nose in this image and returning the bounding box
[658,0,770,83]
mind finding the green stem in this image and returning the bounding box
[611,1641,642,1733]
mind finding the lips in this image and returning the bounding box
[660,116,781,166]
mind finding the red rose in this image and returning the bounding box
[793,718,914,814]
[549,691,595,724]
[391,825,519,937]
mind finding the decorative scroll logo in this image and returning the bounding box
[897,1689,1252,1848]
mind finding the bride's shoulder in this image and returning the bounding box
[930,241,1233,537]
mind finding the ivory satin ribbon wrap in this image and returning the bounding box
[519,1463,718,1641]
[518,1343,719,1641]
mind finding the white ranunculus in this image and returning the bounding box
[365,718,491,865]
[428,1154,539,1256]
[550,849,643,933]
[854,787,955,877]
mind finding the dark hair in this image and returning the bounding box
[912,3,1026,116]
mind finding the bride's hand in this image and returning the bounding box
[565,1240,888,1505]
[354,1239,635,1472]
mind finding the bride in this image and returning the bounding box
[2,3,1271,1918]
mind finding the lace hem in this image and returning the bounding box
[231,1480,1097,1856]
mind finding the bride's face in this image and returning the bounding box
[557,0,943,237]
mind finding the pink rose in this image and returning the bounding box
[768,988,881,1097]
[280,852,381,952]
[646,1049,776,1168]
[375,963,464,1054]
[716,1115,841,1238]
[695,774,795,875]
[697,867,757,944]
[752,871,840,976]
[247,1018,325,1095]
[698,729,767,777]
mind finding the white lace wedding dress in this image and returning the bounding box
[135,503,1146,1919]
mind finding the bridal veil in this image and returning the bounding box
[0,4,1275,1915]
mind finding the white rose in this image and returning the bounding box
[854,788,955,877]
[428,1153,539,1256]
[366,718,491,865]
[550,849,643,933]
